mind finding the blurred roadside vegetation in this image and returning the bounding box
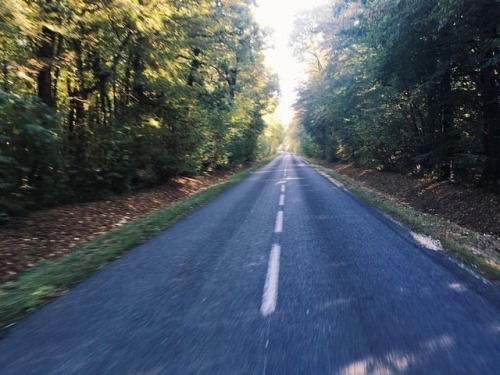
[291,0,500,190]
[0,0,279,222]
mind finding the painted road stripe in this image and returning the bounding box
[275,210,283,233]
[281,185,285,193]
[279,194,285,206]
[261,244,281,316]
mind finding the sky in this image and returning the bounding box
[253,0,329,125]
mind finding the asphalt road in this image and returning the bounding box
[1,153,499,374]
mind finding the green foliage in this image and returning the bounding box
[0,92,65,219]
[293,0,500,185]
[0,0,278,220]
[258,115,286,157]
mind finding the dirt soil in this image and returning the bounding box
[330,163,500,237]
[0,171,232,283]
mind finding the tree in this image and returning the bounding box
[293,0,499,186]
[0,0,278,220]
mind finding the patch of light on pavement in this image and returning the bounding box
[411,232,443,251]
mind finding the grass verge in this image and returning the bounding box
[0,158,273,333]
[304,158,500,282]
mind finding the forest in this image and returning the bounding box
[0,0,280,221]
[291,0,500,188]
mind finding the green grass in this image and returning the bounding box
[0,158,273,332]
[305,159,500,282]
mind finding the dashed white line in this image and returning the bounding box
[261,244,281,316]
[274,211,283,233]
[261,166,287,318]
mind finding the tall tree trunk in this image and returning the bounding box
[437,70,454,180]
[478,5,500,185]
[51,34,63,104]
[67,91,89,170]
[37,25,56,108]
[124,53,132,107]
[131,50,146,102]
[480,62,500,185]
[187,47,201,86]
[67,36,90,173]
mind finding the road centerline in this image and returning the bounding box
[279,194,285,206]
[274,211,283,233]
[261,244,281,316]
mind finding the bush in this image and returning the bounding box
[0,92,65,220]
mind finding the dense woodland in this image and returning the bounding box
[292,0,500,187]
[0,0,280,220]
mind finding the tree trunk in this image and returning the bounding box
[438,70,454,180]
[67,36,90,172]
[37,25,56,108]
[187,47,201,86]
[480,62,500,185]
[478,6,500,186]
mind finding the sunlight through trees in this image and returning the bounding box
[292,0,499,186]
[0,0,279,220]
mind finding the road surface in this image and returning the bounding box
[1,153,499,374]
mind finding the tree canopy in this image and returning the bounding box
[0,0,279,220]
[293,0,500,187]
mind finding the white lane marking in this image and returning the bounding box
[284,162,288,177]
[281,185,285,193]
[261,244,281,316]
[279,194,285,206]
[274,210,283,233]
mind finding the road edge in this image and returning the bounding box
[0,157,277,334]
[299,156,500,293]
